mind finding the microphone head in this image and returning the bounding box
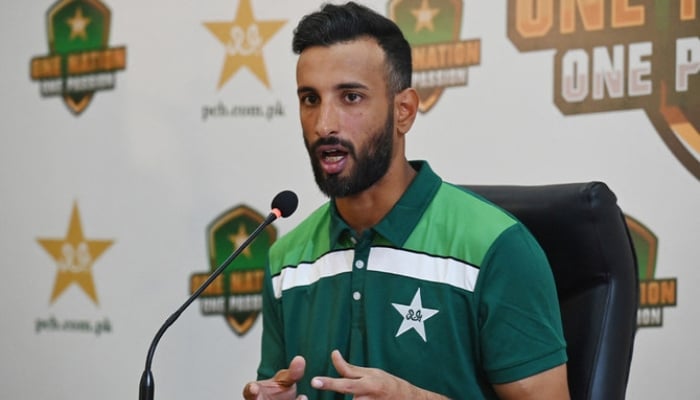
[271,190,298,218]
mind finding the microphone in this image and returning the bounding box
[138,190,298,400]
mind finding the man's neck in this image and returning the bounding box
[334,160,417,234]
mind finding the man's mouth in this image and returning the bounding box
[322,149,346,163]
[317,145,349,175]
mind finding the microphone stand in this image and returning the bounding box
[139,211,278,400]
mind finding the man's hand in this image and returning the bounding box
[243,356,307,400]
[309,350,448,400]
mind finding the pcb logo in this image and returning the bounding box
[30,0,126,115]
[625,215,677,328]
[190,205,276,335]
[388,0,481,112]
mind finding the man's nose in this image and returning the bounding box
[315,101,339,137]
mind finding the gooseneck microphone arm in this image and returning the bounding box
[139,190,298,400]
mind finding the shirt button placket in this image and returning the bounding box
[350,234,370,312]
[349,232,371,368]
[352,259,365,301]
[351,256,366,305]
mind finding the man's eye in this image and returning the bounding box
[301,95,318,105]
[345,93,362,103]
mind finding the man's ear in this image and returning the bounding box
[394,87,419,136]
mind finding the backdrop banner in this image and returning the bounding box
[1,1,696,399]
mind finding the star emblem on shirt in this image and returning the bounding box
[392,288,439,342]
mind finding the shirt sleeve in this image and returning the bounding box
[476,223,568,384]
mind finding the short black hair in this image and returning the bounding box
[292,2,412,94]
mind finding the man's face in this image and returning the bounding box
[296,38,396,197]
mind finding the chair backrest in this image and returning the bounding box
[462,182,638,400]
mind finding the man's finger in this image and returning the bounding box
[309,351,363,394]
[310,376,355,394]
[272,355,306,386]
[330,350,360,378]
[287,355,306,381]
[242,381,259,399]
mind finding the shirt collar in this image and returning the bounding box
[328,160,442,247]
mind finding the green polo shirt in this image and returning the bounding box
[258,161,566,399]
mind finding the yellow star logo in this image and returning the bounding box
[37,202,113,305]
[228,224,252,258]
[411,0,440,32]
[67,7,91,40]
[204,0,286,89]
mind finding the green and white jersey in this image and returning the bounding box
[258,161,566,399]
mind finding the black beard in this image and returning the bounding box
[305,109,394,198]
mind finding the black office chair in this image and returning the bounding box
[462,182,638,400]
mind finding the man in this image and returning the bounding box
[244,2,569,399]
